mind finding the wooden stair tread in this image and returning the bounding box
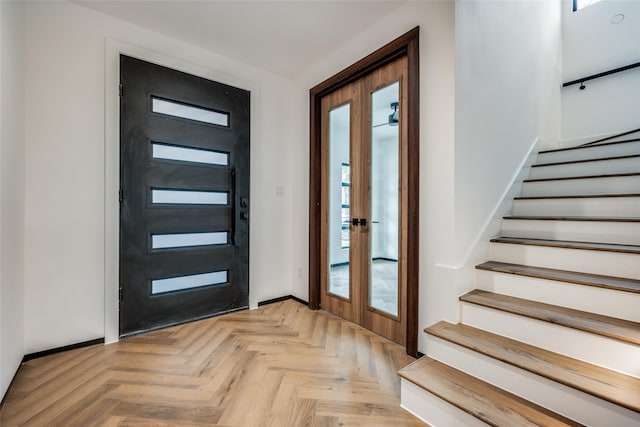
[503,215,640,222]
[515,193,640,200]
[491,236,640,254]
[539,138,640,154]
[398,356,583,427]
[426,321,640,413]
[476,261,640,294]
[532,153,640,168]
[460,290,640,345]
[524,172,640,183]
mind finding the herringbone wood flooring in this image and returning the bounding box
[0,300,424,426]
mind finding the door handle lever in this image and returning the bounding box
[231,168,237,245]
[351,218,368,227]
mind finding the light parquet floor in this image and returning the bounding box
[0,300,425,426]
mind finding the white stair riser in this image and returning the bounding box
[530,156,640,179]
[476,270,640,322]
[501,219,640,246]
[538,141,640,163]
[426,336,640,426]
[489,242,640,279]
[401,380,489,427]
[522,175,640,197]
[512,197,640,217]
[461,302,640,378]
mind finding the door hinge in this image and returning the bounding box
[119,188,123,202]
[119,287,123,302]
[119,83,123,97]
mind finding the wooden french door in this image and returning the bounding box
[320,57,408,345]
[119,55,250,337]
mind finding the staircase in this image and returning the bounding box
[399,134,640,426]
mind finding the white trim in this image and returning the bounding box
[104,38,259,344]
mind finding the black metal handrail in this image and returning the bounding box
[563,60,640,90]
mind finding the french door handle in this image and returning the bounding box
[351,218,368,227]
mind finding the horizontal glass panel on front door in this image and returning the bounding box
[151,189,228,205]
[151,97,229,127]
[152,142,229,166]
[151,232,228,249]
[151,271,228,295]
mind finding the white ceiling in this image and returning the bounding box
[73,0,406,78]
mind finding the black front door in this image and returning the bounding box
[119,55,250,337]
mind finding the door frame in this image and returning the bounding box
[104,39,259,344]
[308,27,420,356]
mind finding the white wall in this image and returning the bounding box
[288,1,456,351]
[562,0,640,142]
[454,0,562,265]
[0,0,26,399]
[24,1,293,353]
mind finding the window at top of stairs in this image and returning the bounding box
[573,0,603,12]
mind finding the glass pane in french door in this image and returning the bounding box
[369,81,400,316]
[328,103,351,299]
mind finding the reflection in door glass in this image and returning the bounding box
[328,104,350,299]
[369,82,399,316]
[340,163,350,249]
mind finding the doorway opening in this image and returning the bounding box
[309,28,420,356]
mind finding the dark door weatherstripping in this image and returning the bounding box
[308,27,420,356]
